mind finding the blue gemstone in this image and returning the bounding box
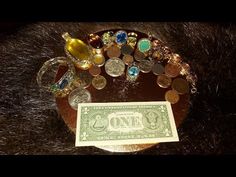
[59,79,68,89]
[128,66,140,77]
[116,31,127,44]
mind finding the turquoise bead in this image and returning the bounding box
[128,66,140,77]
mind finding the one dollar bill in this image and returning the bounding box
[75,101,179,146]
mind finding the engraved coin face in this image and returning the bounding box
[106,45,121,58]
[105,57,125,77]
[138,59,154,73]
[92,75,107,90]
[92,54,105,67]
[164,63,181,78]
[68,87,91,110]
[122,54,134,65]
[171,78,189,95]
[157,74,172,88]
[152,63,164,75]
[73,71,92,88]
[165,90,180,104]
[134,49,146,61]
[121,44,134,55]
[89,65,101,76]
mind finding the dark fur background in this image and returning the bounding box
[0,22,235,154]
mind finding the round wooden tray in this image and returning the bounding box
[55,29,190,152]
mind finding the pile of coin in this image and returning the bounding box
[64,29,197,109]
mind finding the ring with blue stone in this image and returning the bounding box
[126,64,140,81]
[115,30,128,45]
[37,56,76,97]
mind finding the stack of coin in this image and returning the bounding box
[165,90,180,104]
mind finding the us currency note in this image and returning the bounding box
[75,101,179,146]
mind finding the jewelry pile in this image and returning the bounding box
[37,30,197,110]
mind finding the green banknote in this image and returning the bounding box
[75,101,179,146]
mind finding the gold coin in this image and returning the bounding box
[165,90,180,104]
[164,63,181,78]
[171,78,189,95]
[92,75,107,90]
[122,55,134,65]
[157,74,172,88]
[92,54,105,67]
[106,45,121,58]
[89,65,101,76]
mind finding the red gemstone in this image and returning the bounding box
[87,34,104,49]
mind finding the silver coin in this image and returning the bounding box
[68,87,91,110]
[138,59,154,73]
[105,57,125,77]
[152,63,164,75]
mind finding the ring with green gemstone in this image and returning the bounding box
[137,38,152,53]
